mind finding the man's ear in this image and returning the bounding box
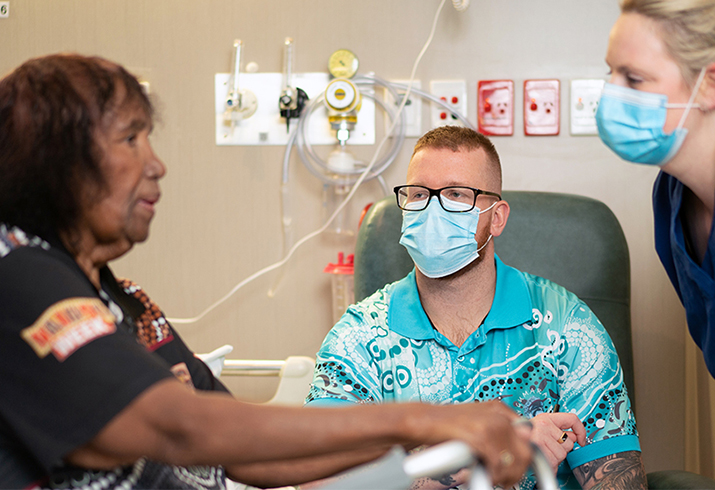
[698,62,715,111]
[490,200,510,237]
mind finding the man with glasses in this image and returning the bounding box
[305,126,646,490]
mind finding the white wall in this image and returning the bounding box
[0,0,688,472]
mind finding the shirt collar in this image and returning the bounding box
[388,255,533,340]
[483,255,533,332]
[388,269,434,340]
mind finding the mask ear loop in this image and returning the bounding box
[476,198,499,215]
[475,198,499,253]
[674,67,707,131]
[477,234,493,253]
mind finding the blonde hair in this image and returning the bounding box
[412,126,502,191]
[621,0,715,85]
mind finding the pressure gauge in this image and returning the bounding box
[328,49,359,79]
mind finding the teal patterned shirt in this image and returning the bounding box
[306,256,640,489]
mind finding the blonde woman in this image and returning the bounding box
[596,0,715,377]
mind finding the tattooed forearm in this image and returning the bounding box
[573,451,647,490]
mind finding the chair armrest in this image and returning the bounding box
[647,470,715,489]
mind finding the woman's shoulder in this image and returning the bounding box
[0,225,96,321]
[1,228,82,283]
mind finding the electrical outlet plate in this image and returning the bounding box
[570,79,605,136]
[384,80,422,138]
[477,80,514,136]
[524,79,560,136]
[430,80,467,129]
[214,72,375,146]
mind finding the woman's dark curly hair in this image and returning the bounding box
[0,53,154,238]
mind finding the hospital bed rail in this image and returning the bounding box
[196,345,315,406]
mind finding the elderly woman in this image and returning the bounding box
[0,54,532,490]
[596,0,715,376]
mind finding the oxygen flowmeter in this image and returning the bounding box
[223,39,258,134]
[279,38,308,133]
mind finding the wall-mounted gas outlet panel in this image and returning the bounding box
[524,79,560,136]
[215,72,375,146]
[477,80,514,136]
[430,80,467,129]
[570,79,605,136]
[384,80,422,138]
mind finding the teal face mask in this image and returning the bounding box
[399,196,495,278]
[596,68,705,166]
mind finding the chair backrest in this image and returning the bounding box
[353,191,635,407]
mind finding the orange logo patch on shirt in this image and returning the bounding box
[21,298,117,361]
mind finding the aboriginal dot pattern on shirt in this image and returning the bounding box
[0,224,50,258]
[306,267,639,490]
[118,278,174,351]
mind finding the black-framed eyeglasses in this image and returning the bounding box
[394,185,501,213]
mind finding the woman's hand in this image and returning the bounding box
[529,412,587,473]
[416,401,532,487]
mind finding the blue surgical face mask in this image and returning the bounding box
[399,196,495,278]
[595,68,705,166]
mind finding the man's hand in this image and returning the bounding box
[528,412,587,472]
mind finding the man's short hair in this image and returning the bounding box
[0,53,154,239]
[412,126,502,190]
